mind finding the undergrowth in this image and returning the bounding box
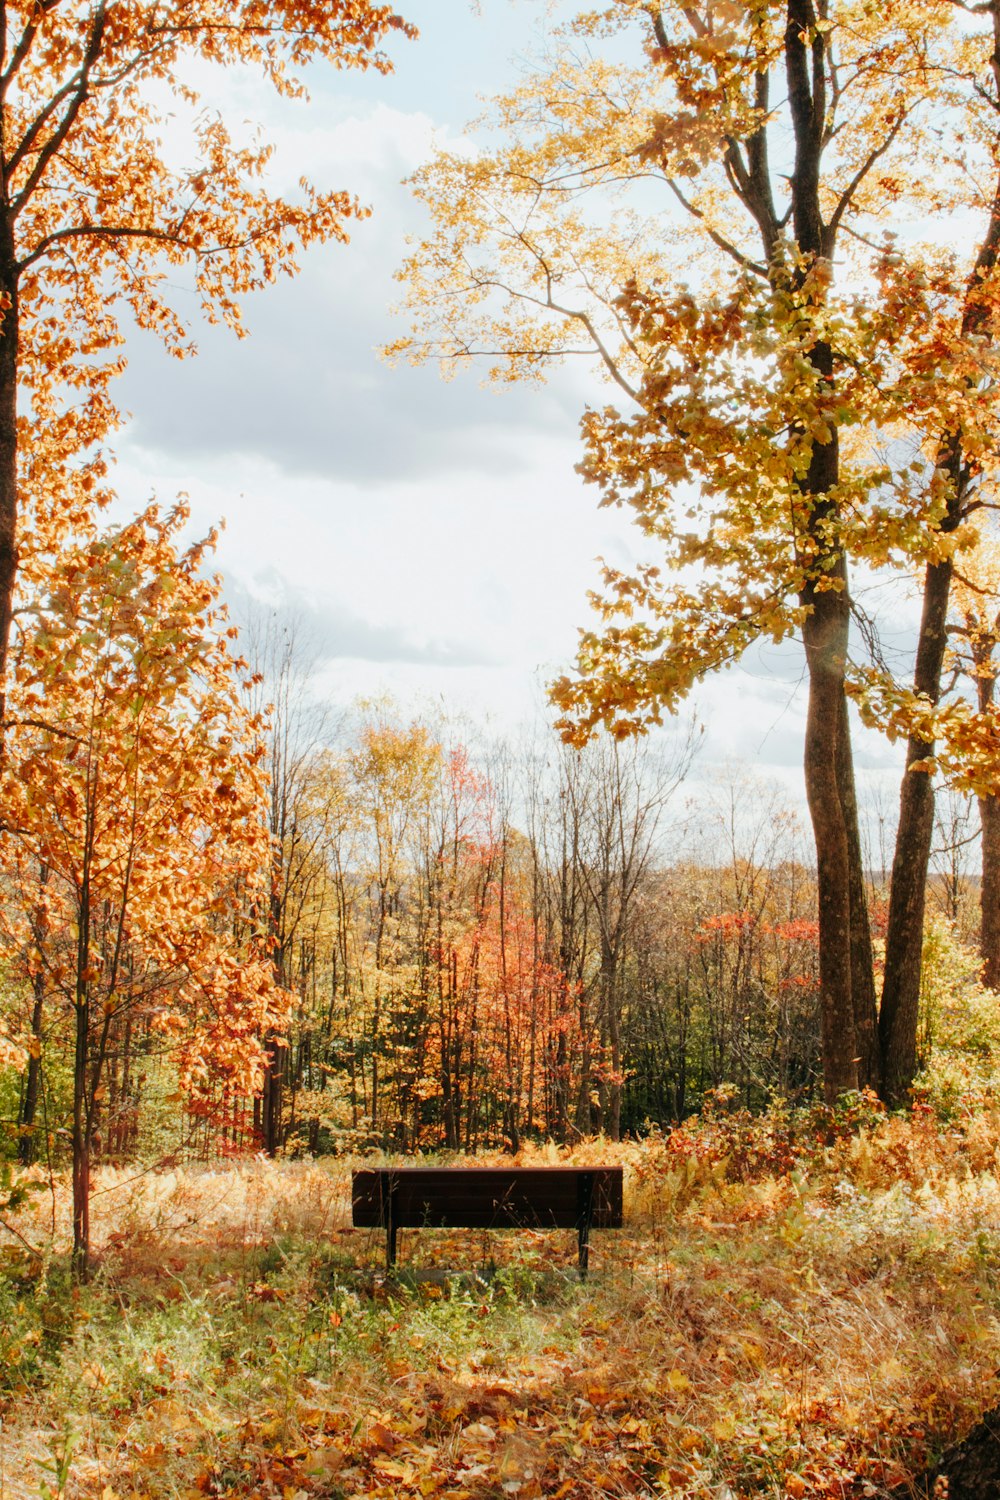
[1,1098,999,1500]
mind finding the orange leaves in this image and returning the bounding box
[0,0,415,716]
[2,500,286,1124]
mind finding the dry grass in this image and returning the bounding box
[2,1115,1000,1499]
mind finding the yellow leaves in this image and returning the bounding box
[249,1281,287,1304]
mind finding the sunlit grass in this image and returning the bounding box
[2,1113,1000,1498]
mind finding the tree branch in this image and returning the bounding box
[11,0,109,218]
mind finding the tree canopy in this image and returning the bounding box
[393,0,1000,1102]
[0,0,414,709]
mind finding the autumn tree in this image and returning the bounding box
[562,736,685,1137]
[0,502,285,1274]
[940,521,1000,986]
[241,607,335,1154]
[523,742,597,1140]
[394,0,1000,1103]
[347,711,441,1132]
[0,0,413,721]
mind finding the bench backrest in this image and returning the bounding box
[352,1166,623,1231]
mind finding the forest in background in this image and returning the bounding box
[5,609,993,1176]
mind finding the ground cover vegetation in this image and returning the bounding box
[4,0,1000,1495]
[5,1095,1000,1497]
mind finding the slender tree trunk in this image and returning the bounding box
[796,366,858,1099]
[261,1030,283,1156]
[786,0,861,1100]
[575,985,592,1135]
[976,657,1000,987]
[879,163,1000,1098]
[980,793,1000,989]
[18,970,44,1166]
[880,558,954,1100]
[835,697,879,1089]
[72,875,91,1279]
[0,214,19,724]
[802,590,859,1100]
[603,957,622,1141]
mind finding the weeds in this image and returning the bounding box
[0,1121,998,1497]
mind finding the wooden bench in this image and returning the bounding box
[351,1165,623,1278]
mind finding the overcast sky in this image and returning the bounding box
[109,0,910,824]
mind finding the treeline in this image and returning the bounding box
[1,669,830,1167]
[250,626,829,1153]
[5,591,993,1180]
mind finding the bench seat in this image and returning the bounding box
[352,1165,623,1277]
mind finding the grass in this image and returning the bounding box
[2,1110,1000,1498]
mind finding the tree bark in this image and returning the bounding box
[17,969,44,1165]
[261,1030,283,1157]
[72,874,91,1279]
[888,1405,1000,1500]
[980,791,1000,988]
[879,556,954,1102]
[786,0,862,1100]
[974,626,1000,987]
[837,694,880,1089]
[0,211,19,726]
[802,583,859,1101]
[880,157,1000,1098]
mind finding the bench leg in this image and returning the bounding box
[577,1171,594,1280]
[382,1176,398,1273]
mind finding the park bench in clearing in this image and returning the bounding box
[351,1165,623,1278]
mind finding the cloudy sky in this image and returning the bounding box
[109,0,908,818]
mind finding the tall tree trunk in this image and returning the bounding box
[786,0,862,1099]
[880,162,1000,1099]
[261,1030,283,1156]
[979,791,1000,989]
[72,874,92,1279]
[603,958,623,1141]
[802,584,859,1100]
[976,650,1000,986]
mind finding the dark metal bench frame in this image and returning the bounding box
[351,1165,623,1278]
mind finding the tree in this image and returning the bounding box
[348,710,441,1133]
[0,502,286,1274]
[566,736,681,1137]
[0,0,414,720]
[394,0,1000,1102]
[242,607,334,1154]
[941,521,1000,985]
